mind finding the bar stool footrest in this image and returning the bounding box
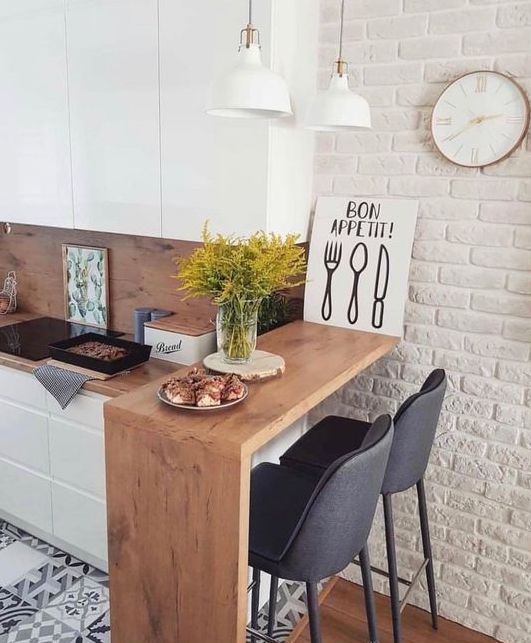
[353,556,430,613]
[246,626,277,643]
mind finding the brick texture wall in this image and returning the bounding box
[311,2,531,641]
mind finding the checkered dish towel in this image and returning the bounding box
[33,364,94,409]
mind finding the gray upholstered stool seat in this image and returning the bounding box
[280,416,369,477]
[247,415,394,643]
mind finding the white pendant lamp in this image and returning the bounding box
[305,0,371,131]
[206,0,292,119]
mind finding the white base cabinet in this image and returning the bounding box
[0,366,108,570]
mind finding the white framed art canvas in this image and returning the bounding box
[304,196,418,337]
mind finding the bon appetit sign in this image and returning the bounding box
[304,196,418,337]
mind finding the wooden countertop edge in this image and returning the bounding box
[104,321,400,455]
[240,332,398,456]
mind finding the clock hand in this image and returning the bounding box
[443,122,474,142]
[443,113,504,142]
[474,113,503,123]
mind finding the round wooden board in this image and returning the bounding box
[203,350,285,382]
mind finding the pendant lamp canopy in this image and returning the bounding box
[305,0,371,131]
[206,0,292,119]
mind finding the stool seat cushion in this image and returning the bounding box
[280,416,371,476]
[249,463,320,568]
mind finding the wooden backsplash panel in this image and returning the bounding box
[0,225,216,333]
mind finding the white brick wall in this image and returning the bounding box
[312,2,531,641]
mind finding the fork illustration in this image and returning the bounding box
[321,240,342,321]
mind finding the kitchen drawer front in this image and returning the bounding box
[0,365,48,411]
[51,482,108,563]
[0,400,49,474]
[0,458,52,533]
[49,418,105,498]
[47,390,107,429]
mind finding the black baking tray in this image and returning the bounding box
[48,333,152,375]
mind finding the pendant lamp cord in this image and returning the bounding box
[338,0,345,61]
[248,0,253,25]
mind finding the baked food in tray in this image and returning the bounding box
[159,368,247,409]
[49,333,151,375]
[67,341,128,362]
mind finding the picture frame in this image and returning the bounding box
[62,244,110,329]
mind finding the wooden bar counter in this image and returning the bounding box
[104,321,399,643]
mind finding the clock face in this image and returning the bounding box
[431,71,530,168]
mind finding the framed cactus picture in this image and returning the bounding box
[62,244,109,328]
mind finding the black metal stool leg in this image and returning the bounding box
[251,568,261,643]
[267,576,279,637]
[417,477,438,630]
[306,582,322,643]
[383,494,402,643]
[359,545,379,643]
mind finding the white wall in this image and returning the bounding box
[312,2,531,642]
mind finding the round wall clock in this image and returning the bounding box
[431,70,530,168]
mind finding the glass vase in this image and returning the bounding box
[216,300,260,364]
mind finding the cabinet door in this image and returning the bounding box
[52,482,108,563]
[66,0,161,237]
[0,458,52,532]
[49,418,106,498]
[0,2,73,228]
[0,400,49,474]
[159,0,270,241]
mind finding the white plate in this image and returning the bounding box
[157,384,248,411]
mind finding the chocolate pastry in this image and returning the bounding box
[162,378,196,405]
[160,369,245,408]
[222,374,246,401]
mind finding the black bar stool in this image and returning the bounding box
[276,369,447,643]
[247,414,394,643]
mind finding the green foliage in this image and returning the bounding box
[176,225,306,361]
[176,224,307,306]
[258,292,292,335]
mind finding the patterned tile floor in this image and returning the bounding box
[0,519,307,643]
[0,520,109,643]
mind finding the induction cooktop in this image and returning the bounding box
[0,317,122,361]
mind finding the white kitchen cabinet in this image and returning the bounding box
[0,367,109,569]
[51,482,108,563]
[45,389,105,429]
[159,0,318,241]
[0,400,49,474]
[66,0,161,237]
[49,418,106,498]
[0,1,73,228]
[0,365,48,411]
[0,0,317,239]
[0,459,53,533]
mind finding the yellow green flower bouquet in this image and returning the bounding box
[177,225,306,363]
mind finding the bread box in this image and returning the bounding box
[144,314,216,365]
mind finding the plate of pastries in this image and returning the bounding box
[158,367,248,410]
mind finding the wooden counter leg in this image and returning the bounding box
[105,412,250,643]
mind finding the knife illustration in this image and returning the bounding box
[371,244,390,329]
[347,242,368,325]
[321,240,342,321]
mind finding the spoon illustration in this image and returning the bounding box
[347,242,368,325]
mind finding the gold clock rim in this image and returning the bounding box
[430,70,531,169]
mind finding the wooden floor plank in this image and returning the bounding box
[287,578,497,643]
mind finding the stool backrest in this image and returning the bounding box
[280,414,394,581]
[381,369,447,495]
